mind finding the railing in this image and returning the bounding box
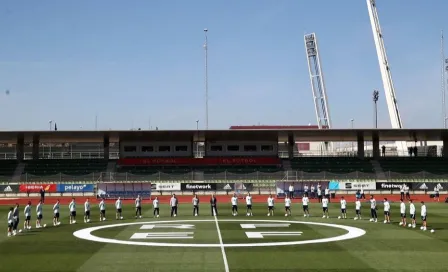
[1,170,431,183]
[0,152,120,160]
[0,170,447,183]
[0,150,435,160]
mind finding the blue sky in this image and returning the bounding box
[0,0,447,131]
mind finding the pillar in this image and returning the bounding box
[357,132,365,159]
[16,135,24,161]
[103,135,110,160]
[372,132,380,159]
[443,136,448,157]
[288,134,294,159]
[32,134,40,160]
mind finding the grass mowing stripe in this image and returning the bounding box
[76,204,224,272]
[214,213,230,272]
[75,205,155,272]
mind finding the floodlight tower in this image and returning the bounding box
[304,33,332,152]
[366,0,407,152]
[304,33,332,130]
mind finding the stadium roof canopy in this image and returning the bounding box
[0,129,446,143]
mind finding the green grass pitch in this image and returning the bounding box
[0,202,447,272]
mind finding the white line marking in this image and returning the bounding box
[131,232,194,239]
[73,219,366,248]
[140,224,195,230]
[214,212,230,272]
[245,231,303,238]
[240,223,291,229]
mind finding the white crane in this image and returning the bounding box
[366,0,407,153]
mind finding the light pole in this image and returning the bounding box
[196,120,199,156]
[373,90,379,128]
[350,119,354,152]
[204,28,209,130]
[48,120,53,158]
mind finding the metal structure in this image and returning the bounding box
[442,30,447,128]
[445,56,448,127]
[203,28,209,130]
[366,0,406,152]
[304,33,332,130]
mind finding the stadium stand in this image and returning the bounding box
[289,157,374,173]
[23,159,108,176]
[116,157,284,182]
[379,157,448,175]
[0,160,18,181]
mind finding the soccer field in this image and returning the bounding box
[0,202,447,272]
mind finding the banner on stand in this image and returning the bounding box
[97,183,151,199]
[155,183,181,191]
[375,182,412,190]
[57,184,94,193]
[410,182,447,191]
[329,181,376,190]
[0,184,19,193]
[19,184,57,193]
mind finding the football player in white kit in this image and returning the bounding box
[135,195,142,219]
[69,198,77,224]
[302,193,310,217]
[231,194,238,216]
[192,194,200,216]
[7,207,14,237]
[24,201,31,230]
[369,195,378,222]
[354,198,361,220]
[153,196,160,218]
[115,197,123,220]
[408,200,416,228]
[99,198,106,221]
[170,194,178,217]
[322,196,329,218]
[383,198,391,224]
[12,204,19,235]
[284,195,292,216]
[84,199,91,223]
[339,196,347,219]
[399,199,406,226]
[245,193,253,216]
[267,195,275,216]
[36,200,44,228]
[53,200,60,226]
[420,201,427,231]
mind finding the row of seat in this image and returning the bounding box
[0,157,446,179]
[289,157,375,173]
[117,165,282,175]
[378,157,448,175]
[0,160,18,181]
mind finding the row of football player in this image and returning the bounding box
[334,195,429,232]
[6,197,124,237]
[6,193,430,236]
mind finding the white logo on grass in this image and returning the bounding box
[419,183,428,190]
[223,184,232,190]
[3,186,12,192]
[73,219,366,248]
